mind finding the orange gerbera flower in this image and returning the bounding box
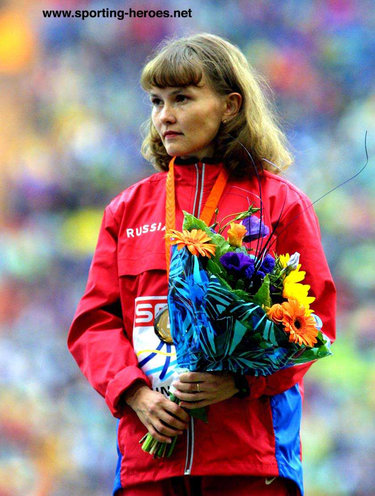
[279,299,318,347]
[166,229,216,258]
[227,222,247,247]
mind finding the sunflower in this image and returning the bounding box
[284,266,305,284]
[278,299,318,347]
[283,268,315,312]
[166,229,216,258]
[279,253,291,268]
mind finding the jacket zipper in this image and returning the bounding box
[192,162,205,218]
[184,416,195,475]
[184,161,205,475]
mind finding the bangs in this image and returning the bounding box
[141,45,204,90]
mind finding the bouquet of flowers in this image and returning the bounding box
[141,207,332,457]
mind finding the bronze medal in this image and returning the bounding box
[154,306,173,344]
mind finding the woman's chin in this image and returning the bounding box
[165,146,190,157]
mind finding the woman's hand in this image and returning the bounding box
[124,382,190,443]
[172,372,239,409]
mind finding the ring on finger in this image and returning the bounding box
[196,383,200,393]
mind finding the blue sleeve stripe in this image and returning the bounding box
[270,384,304,495]
[112,420,123,495]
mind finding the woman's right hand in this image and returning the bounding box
[124,382,190,443]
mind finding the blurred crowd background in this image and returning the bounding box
[0,0,374,495]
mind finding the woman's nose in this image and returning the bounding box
[159,103,176,124]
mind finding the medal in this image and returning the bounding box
[154,305,173,344]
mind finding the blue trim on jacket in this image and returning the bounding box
[113,421,123,495]
[270,384,304,495]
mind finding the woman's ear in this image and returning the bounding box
[222,92,242,123]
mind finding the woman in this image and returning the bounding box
[68,33,336,495]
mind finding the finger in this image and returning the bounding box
[153,419,185,438]
[179,399,208,409]
[147,424,175,444]
[173,380,203,394]
[180,395,224,408]
[147,396,189,423]
[165,402,191,423]
[173,390,206,402]
[159,411,189,431]
[179,372,208,383]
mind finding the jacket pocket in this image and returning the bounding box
[117,253,166,276]
[117,225,166,276]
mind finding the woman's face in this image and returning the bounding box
[150,75,229,160]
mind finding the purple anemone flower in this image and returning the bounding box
[245,263,255,280]
[242,216,270,242]
[260,254,275,274]
[220,252,254,277]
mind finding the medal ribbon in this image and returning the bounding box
[165,156,229,278]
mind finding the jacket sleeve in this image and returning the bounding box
[247,191,336,399]
[67,206,151,418]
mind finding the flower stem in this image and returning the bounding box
[217,206,260,233]
[167,436,178,457]
[140,387,205,458]
[140,392,181,458]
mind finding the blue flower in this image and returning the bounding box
[245,263,255,279]
[220,252,254,277]
[242,216,269,242]
[260,254,275,274]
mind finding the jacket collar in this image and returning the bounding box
[172,156,225,185]
[174,156,222,166]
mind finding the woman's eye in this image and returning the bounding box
[150,95,188,106]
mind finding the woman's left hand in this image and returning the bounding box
[171,372,239,409]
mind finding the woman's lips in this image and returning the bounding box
[164,132,182,139]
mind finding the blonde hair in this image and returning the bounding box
[140,33,293,176]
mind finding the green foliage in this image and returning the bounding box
[215,273,233,291]
[182,211,244,260]
[211,233,232,259]
[233,206,260,220]
[232,288,253,302]
[216,205,260,233]
[235,278,246,290]
[183,212,208,231]
[206,258,225,277]
[253,274,271,308]
[190,406,208,423]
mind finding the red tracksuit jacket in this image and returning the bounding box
[68,157,336,495]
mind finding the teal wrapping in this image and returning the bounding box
[167,245,331,376]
